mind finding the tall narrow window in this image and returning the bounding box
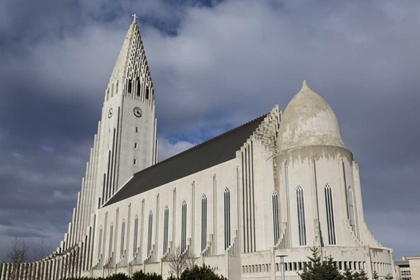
[128,80,132,93]
[120,220,125,258]
[201,195,207,251]
[296,186,306,246]
[181,201,187,252]
[325,184,336,245]
[116,81,119,94]
[136,77,140,96]
[163,206,169,254]
[133,216,138,258]
[147,211,153,256]
[224,188,231,250]
[109,224,114,257]
[272,191,280,245]
[98,228,103,258]
[145,86,150,99]
[347,186,356,231]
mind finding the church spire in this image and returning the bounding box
[105,16,154,102]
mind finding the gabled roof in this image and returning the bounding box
[104,115,266,207]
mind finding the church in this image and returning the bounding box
[0,18,395,280]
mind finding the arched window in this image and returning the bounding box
[120,220,125,258]
[136,77,140,96]
[181,201,187,252]
[347,186,356,231]
[98,227,103,258]
[201,195,207,251]
[272,191,280,245]
[224,188,231,250]
[296,186,306,246]
[133,216,139,258]
[325,184,336,245]
[109,224,114,257]
[163,206,169,254]
[128,79,132,93]
[147,211,153,256]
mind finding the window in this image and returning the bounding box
[98,228,103,258]
[109,224,114,257]
[147,211,153,256]
[136,78,140,96]
[133,216,138,258]
[145,86,150,99]
[181,201,187,252]
[135,127,138,133]
[134,143,137,149]
[201,195,207,251]
[272,191,280,245]
[347,186,356,230]
[224,188,231,250]
[120,220,125,258]
[163,206,169,254]
[325,184,336,245]
[116,81,119,94]
[128,79,132,93]
[134,159,137,165]
[296,186,306,246]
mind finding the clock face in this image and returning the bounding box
[108,108,113,118]
[133,107,142,118]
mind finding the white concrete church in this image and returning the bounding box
[0,18,395,280]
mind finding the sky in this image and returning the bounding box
[0,0,419,261]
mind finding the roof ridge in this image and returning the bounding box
[134,114,267,176]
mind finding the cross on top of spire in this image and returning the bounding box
[132,14,138,23]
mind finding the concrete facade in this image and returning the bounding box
[395,256,420,280]
[0,19,395,280]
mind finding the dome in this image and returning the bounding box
[277,81,345,152]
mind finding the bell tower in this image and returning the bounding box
[96,15,158,205]
[66,17,158,247]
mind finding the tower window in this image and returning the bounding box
[134,159,137,165]
[135,127,138,133]
[325,184,336,245]
[136,78,140,96]
[134,143,137,149]
[347,186,356,231]
[128,79,132,93]
[146,86,149,99]
[296,186,306,246]
[272,191,280,245]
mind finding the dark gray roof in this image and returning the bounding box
[395,260,409,266]
[104,115,266,207]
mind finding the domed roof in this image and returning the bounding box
[277,81,345,152]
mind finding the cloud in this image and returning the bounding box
[158,138,196,161]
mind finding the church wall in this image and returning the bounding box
[94,158,239,268]
[245,138,277,252]
[276,146,368,249]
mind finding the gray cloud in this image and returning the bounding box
[0,0,418,261]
